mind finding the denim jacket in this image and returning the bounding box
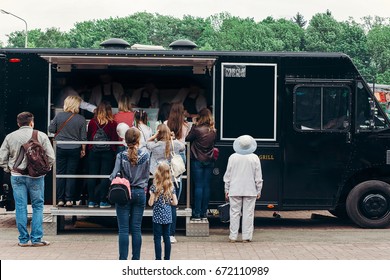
[110,147,150,189]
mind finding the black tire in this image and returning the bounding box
[346,180,390,228]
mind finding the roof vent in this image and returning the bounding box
[100,38,130,49]
[169,39,197,50]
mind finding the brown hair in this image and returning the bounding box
[17,112,34,126]
[134,110,148,127]
[196,108,215,130]
[167,102,186,140]
[95,101,114,125]
[125,127,141,166]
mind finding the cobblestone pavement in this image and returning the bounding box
[1,208,390,260]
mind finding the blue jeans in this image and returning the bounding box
[191,159,214,218]
[56,147,81,202]
[11,175,45,244]
[115,188,146,260]
[153,222,171,260]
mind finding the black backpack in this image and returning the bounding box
[108,155,131,204]
[13,130,51,177]
[92,121,111,151]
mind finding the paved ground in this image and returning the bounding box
[1,208,390,260]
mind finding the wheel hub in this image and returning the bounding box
[361,194,389,218]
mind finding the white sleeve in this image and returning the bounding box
[80,100,96,113]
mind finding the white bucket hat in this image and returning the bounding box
[233,135,257,155]
[116,122,130,139]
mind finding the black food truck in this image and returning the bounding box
[1,39,390,229]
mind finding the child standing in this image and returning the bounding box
[148,162,178,260]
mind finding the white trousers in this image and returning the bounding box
[229,196,257,241]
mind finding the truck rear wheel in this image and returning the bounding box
[346,180,390,228]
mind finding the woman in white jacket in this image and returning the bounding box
[223,135,263,243]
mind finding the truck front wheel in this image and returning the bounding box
[346,180,390,228]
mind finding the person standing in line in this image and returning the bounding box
[114,95,134,153]
[157,102,171,124]
[148,162,178,260]
[87,101,118,208]
[134,110,153,148]
[185,108,216,221]
[146,124,185,177]
[164,102,191,243]
[110,127,151,260]
[0,112,55,247]
[49,96,87,207]
[223,135,263,243]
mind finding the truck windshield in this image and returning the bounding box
[294,85,350,131]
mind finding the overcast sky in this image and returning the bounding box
[1,0,389,45]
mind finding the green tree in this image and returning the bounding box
[6,30,26,47]
[292,12,307,28]
[366,25,390,78]
[304,12,343,52]
[264,18,305,51]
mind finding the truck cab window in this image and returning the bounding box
[356,82,389,131]
[294,86,350,131]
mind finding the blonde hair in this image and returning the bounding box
[153,162,174,203]
[125,127,140,165]
[118,95,132,112]
[63,95,81,114]
[95,101,114,125]
[156,123,172,158]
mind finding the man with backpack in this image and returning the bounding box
[0,112,55,247]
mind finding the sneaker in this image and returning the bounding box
[65,201,73,207]
[201,217,208,222]
[99,202,111,208]
[32,240,50,247]
[18,242,31,247]
[170,236,177,243]
[191,217,201,221]
[57,201,65,207]
[229,239,237,243]
[88,201,97,208]
[242,240,251,243]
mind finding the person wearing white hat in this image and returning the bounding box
[116,122,130,153]
[223,135,263,243]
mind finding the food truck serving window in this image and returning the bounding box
[221,63,277,141]
[294,85,351,131]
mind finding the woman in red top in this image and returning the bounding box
[87,101,118,208]
[114,95,134,152]
[114,95,134,128]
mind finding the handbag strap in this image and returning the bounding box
[55,113,76,137]
[170,139,177,157]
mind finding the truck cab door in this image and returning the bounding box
[283,83,352,208]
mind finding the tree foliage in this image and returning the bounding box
[2,11,390,83]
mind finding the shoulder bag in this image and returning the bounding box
[170,140,186,178]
